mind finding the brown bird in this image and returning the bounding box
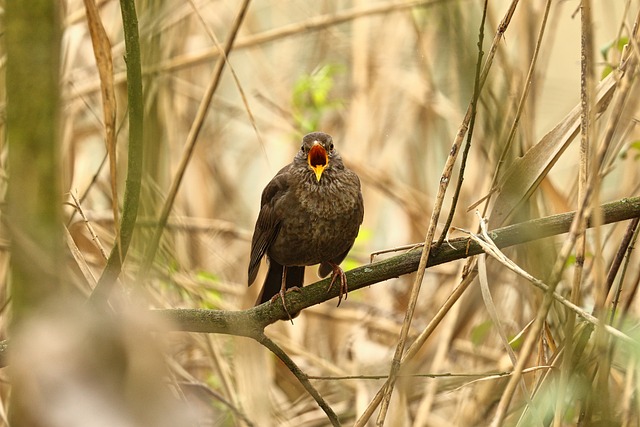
[248,132,364,317]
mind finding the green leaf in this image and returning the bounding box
[565,254,577,267]
[355,227,372,244]
[628,140,640,160]
[196,270,219,283]
[470,320,492,347]
[600,37,629,60]
[292,64,344,132]
[508,332,524,351]
[601,64,613,80]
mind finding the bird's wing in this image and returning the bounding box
[248,165,290,286]
[354,172,364,225]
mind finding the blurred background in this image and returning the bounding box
[3,0,640,425]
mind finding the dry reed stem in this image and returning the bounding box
[493,14,640,422]
[69,191,109,260]
[369,1,522,425]
[82,0,119,235]
[555,0,596,424]
[64,226,97,290]
[187,0,264,151]
[434,0,488,249]
[412,261,466,423]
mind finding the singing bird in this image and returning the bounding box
[248,132,364,317]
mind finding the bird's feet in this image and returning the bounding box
[326,263,348,307]
[270,286,302,321]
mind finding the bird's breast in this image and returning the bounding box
[267,174,362,266]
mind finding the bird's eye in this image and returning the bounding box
[329,143,334,151]
[300,144,304,151]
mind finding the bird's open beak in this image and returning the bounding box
[308,142,328,182]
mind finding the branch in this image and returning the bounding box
[0,196,636,392]
[156,195,640,333]
[256,333,341,426]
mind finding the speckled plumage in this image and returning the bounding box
[248,132,364,308]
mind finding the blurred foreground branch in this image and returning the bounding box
[158,195,640,334]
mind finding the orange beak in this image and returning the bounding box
[307,142,328,182]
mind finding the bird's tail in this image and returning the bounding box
[256,261,305,305]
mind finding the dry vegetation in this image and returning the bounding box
[2,0,640,426]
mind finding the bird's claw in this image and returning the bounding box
[270,286,301,322]
[326,264,348,307]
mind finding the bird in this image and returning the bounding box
[248,132,364,318]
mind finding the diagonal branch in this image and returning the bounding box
[256,333,341,426]
[157,195,640,334]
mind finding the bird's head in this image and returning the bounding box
[300,132,334,182]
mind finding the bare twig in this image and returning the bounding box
[435,0,488,248]
[609,217,640,322]
[187,0,265,151]
[482,0,553,213]
[69,192,108,260]
[255,332,341,426]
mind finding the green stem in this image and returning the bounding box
[90,0,144,304]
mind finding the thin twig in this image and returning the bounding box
[369,243,424,263]
[620,236,640,318]
[187,0,265,152]
[255,332,341,426]
[607,218,640,315]
[307,366,553,382]
[435,0,488,248]
[69,192,108,260]
[480,0,553,219]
